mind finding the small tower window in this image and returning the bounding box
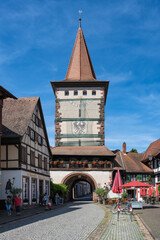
[74,90,78,96]
[65,91,69,96]
[83,90,87,96]
[92,90,96,95]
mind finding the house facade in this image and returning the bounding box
[1,97,51,205]
[142,139,160,187]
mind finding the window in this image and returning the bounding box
[31,178,37,201]
[38,154,42,168]
[65,90,69,96]
[44,157,47,170]
[22,177,29,201]
[92,90,96,95]
[30,150,35,166]
[35,117,39,126]
[158,159,160,168]
[83,90,87,96]
[143,175,148,182]
[30,130,35,141]
[74,90,78,96]
[21,146,27,163]
[38,135,42,145]
[154,160,157,169]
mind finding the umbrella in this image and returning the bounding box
[112,170,122,193]
[140,187,143,195]
[121,180,152,188]
[156,185,159,197]
[142,187,146,196]
[148,186,152,196]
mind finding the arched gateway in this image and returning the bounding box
[61,172,97,201]
[50,21,116,199]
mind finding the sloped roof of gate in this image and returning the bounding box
[51,146,115,156]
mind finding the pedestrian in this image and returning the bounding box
[5,195,12,216]
[55,193,59,205]
[48,196,52,210]
[14,194,21,215]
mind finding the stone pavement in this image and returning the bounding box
[0,201,105,240]
[101,213,144,240]
[134,204,160,240]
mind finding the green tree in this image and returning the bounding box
[130,148,138,153]
[50,180,68,199]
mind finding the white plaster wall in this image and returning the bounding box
[0,170,22,199]
[50,170,112,188]
[56,88,103,99]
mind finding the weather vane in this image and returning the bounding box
[79,10,82,28]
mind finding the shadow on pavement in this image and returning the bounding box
[0,200,94,234]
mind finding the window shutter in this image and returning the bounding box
[30,150,35,166]
[21,146,27,163]
[38,154,42,168]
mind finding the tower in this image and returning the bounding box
[51,22,109,147]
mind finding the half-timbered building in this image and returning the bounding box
[1,97,51,205]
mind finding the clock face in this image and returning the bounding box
[72,121,87,134]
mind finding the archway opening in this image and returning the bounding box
[61,173,97,201]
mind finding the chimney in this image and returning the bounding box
[123,142,126,154]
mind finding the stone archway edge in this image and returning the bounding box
[61,171,98,189]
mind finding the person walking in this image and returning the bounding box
[55,193,59,205]
[14,194,21,215]
[5,196,12,216]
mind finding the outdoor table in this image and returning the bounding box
[131,201,143,209]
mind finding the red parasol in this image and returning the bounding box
[121,180,152,188]
[142,187,146,196]
[112,170,122,193]
[148,186,153,196]
[140,187,143,195]
[156,185,159,197]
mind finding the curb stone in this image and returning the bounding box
[135,214,158,240]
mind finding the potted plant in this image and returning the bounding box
[49,161,53,167]
[99,161,104,166]
[92,161,97,166]
[53,161,58,167]
[32,198,37,203]
[71,161,75,165]
[83,161,87,166]
[79,161,82,166]
[107,161,111,167]
[23,198,29,205]
[76,161,79,165]
[60,160,64,166]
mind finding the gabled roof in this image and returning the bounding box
[65,27,96,81]
[2,97,39,137]
[51,146,115,156]
[114,151,152,173]
[0,86,17,99]
[2,97,52,156]
[142,138,160,162]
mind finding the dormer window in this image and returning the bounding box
[92,90,96,95]
[83,90,87,96]
[65,91,69,96]
[74,90,78,96]
[30,130,35,141]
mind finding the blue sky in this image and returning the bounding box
[1,0,160,152]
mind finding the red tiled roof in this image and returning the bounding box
[114,151,152,173]
[2,97,39,136]
[142,139,160,161]
[51,146,115,156]
[65,27,97,81]
[122,152,152,173]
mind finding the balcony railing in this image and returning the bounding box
[50,160,112,169]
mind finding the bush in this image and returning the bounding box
[50,180,68,199]
[121,192,128,198]
[10,188,22,198]
[95,187,109,198]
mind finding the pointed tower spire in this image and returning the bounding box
[65,18,96,81]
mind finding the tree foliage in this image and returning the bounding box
[130,148,138,153]
[50,180,68,198]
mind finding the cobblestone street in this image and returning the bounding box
[101,213,144,240]
[0,201,104,240]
